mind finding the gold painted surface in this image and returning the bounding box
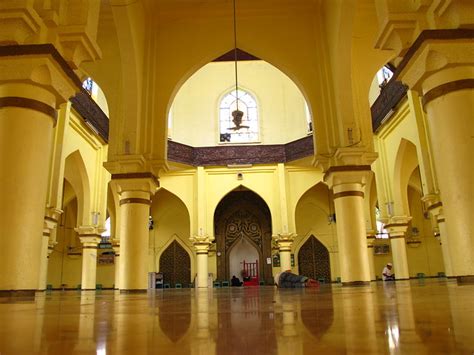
[0,280,472,354]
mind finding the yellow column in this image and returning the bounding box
[0,54,78,293]
[436,215,452,277]
[190,234,212,288]
[274,233,295,272]
[325,167,371,286]
[395,34,473,283]
[38,209,62,290]
[112,174,158,292]
[112,239,121,289]
[423,79,474,282]
[384,216,411,280]
[77,227,102,290]
[366,232,376,281]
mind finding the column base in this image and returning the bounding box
[456,275,474,285]
[0,290,36,297]
[119,289,148,294]
[341,281,370,287]
[396,278,410,281]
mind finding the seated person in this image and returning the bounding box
[241,271,251,282]
[382,262,395,281]
[231,275,242,287]
[274,270,319,288]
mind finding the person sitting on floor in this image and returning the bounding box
[274,270,319,288]
[231,275,242,287]
[382,262,395,281]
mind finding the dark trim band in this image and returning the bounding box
[0,44,83,89]
[384,223,409,229]
[196,252,209,255]
[367,245,374,248]
[389,235,405,239]
[342,281,370,287]
[112,172,159,187]
[393,29,474,81]
[427,202,443,211]
[457,275,474,285]
[44,216,59,223]
[324,165,371,181]
[0,290,36,297]
[119,198,152,206]
[333,191,364,199]
[437,218,446,223]
[423,79,474,107]
[120,289,147,294]
[82,246,98,250]
[43,232,51,237]
[0,97,57,124]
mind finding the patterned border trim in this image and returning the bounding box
[422,79,474,107]
[119,198,152,206]
[333,191,364,199]
[0,97,57,124]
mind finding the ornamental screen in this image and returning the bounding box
[219,89,259,143]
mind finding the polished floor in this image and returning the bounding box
[0,279,473,354]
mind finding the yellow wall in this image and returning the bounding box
[149,188,195,280]
[170,61,310,147]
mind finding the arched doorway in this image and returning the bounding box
[298,236,331,283]
[214,189,273,284]
[159,240,191,287]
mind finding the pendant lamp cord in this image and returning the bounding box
[233,0,239,111]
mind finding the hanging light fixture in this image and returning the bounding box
[229,0,248,131]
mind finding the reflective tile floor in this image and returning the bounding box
[0,279,473,354]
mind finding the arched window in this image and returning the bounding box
[219,89,259,143]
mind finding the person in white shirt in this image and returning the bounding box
[382,262,395,281]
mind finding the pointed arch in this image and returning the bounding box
[211,184,274,232]
[158,237,193,287]
[297,235,331,282]
[393,138,420,215]
[213,188,273,283]
[64,150,91,226]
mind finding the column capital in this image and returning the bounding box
[105,156,169,179]
[110,172,159,197]
[323,165,373,193]
[274,233,296,251]
[190,234,213,254]
[422,194,444,218]
[314,147,377,172]
[366,230,377,247]
[393,29,474,93]
[0,45,83,105]
[75,226,104,247]
[384,216,412,238]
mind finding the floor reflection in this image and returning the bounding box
[0,280,472,354]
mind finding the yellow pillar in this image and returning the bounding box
[436,215,452,277]
[423,80,474,281]
[367,232,376,281]
[395,34,474,283]
[274,233,295,272]
[77,227,102,290]
[0,54,78,293]
[190,234,212,288]
[325,168,372,286]
[38,209,61,290]
[112,239,121,289]
[112,174,158,292]
[384,216,411,280]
